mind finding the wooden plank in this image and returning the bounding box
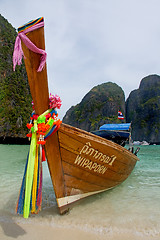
[61,147,134,184]
[64,174,106,193]
[60,144,135,176]
[21,27,49,115]
[58,129,136,176]
[64,186,110,196]
[62,161,120,188]
[45,133,66,199]
[59,124,138,166]
[60,123,134,156]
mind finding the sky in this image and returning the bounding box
[1,0,160,118]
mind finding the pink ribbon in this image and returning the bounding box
[13,22,47,72]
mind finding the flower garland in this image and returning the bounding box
[27,93,62,145]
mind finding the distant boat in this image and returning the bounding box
[133,141,149,146]
[14,17,139,215]
[92,123,131,147]
[141,141,149,145]
[133,141,141,146]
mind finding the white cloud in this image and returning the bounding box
[1,0,160,118]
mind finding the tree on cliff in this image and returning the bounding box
[63,82,125,131]
[0,14,32,140]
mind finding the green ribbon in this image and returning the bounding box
[23,128,37,218]
[23,109,53,218]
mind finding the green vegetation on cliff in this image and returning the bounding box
[126,75,160,143]
[0,14,32,138]
[63,82,125,131]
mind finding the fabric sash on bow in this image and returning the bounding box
[13,17,47,72]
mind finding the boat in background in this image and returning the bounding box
[92,123,131,147]
[133,140,149,146]
[14,17,139,215]
[141,141,149,145]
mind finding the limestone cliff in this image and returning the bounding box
[0,14,32,143]
[63,82,125,131]
[126,75,160,144]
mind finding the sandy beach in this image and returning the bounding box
[1,219,160,240]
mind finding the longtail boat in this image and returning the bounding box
[92,123,132,147]
[13,17,139,216]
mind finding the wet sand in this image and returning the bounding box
[1,220,160,240]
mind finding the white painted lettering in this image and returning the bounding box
[74,155,84,165]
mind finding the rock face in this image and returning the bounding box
[126,75,160,144]
[0,14,32,141]
[63,82,125,131]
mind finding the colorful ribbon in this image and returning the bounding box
[16,108,62,218]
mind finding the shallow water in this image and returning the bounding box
[0,144,160,238]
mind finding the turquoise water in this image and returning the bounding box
[0,144,160,238]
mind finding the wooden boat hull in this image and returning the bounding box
[47,123,138,213]
[19,18,139,214]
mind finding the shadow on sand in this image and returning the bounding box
[0,213,26,238]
